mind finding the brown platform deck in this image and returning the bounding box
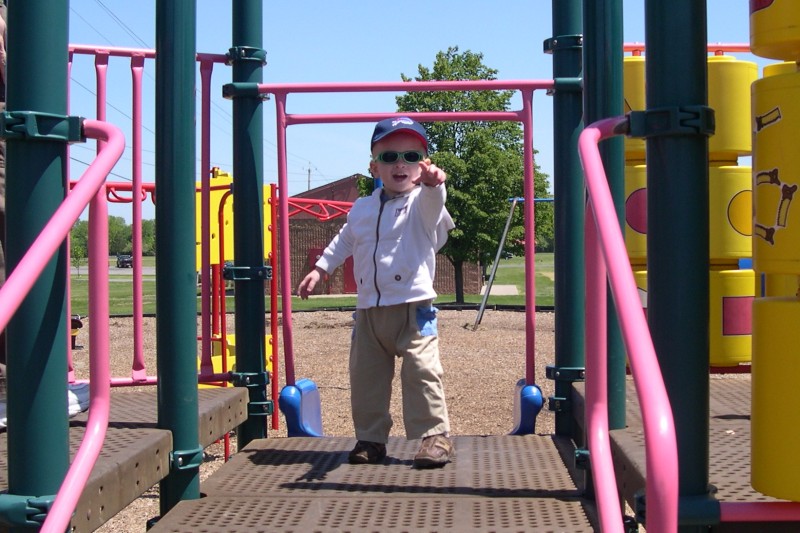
[150,434,597,532]
[573,376,800,532]
[0,387,248,533]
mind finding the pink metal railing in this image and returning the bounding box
[0,119,124,533]
[288,198,351,221]
[578,116,679,532]
[257,78,552,387]
[68,45,233,387]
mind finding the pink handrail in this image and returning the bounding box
[0,119,124,533]
[578,116,678,533]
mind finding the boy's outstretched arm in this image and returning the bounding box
[297,266,326,299]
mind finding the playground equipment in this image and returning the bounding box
[623,48,757,369]
[751,0,800,500]
[5,1,800,531]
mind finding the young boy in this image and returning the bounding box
[298,117,455,468]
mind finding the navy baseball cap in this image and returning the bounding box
[371,117,428,151]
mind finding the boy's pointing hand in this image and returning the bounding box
[414,158,447,187]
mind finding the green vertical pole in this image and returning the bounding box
[231,0,268,448]
[155,0,201,515]
[582,0,626,430]
[549,0,584,437]
[645,1,712,528]
[5,1,71,525]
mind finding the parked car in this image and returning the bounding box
[116,254,133,268]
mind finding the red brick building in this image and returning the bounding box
[287,175,482,296]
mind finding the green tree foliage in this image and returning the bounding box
[70,220,89,276]
[108,215,129,255]
[395,47,554,302]
[70,216,158,267]
[141,218,156,256]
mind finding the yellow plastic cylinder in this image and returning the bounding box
[625,164,648,262]
[752,297,800,500]
[625,164,753,263]
[623,55,646,162]
[708,56,758,161]
[709,269,754,367]
[709,165,753,263]
[752,70,800,274]
[750,0,800,61]
[763,273,799,297]
[764,61,800,78]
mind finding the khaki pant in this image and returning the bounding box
[349,300,450,443]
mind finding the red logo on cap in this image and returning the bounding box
[392,118,414,127]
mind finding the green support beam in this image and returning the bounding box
[155,0,202,516]
[5,3,71,530]
[231,0,268,448]
[582,0,626,430]
[548,0,584,437]
[643,1,713,529]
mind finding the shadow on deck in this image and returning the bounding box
[150,434,597,532]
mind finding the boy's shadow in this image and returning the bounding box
[239,446,414,484]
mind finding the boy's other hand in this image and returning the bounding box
[414,159,446,187]
[297,268,323,299]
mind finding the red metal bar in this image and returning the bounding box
[199,58,215,376]
[269,183,279,430]
[130,53,146,382]
[261,80,553,398]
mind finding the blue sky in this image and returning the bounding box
[66,1,769,221]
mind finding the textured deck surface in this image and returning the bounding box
[573,376,800,531]
[0,387,248,533]
[150,434,597,532]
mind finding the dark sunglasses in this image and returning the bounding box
[372,151,426,164]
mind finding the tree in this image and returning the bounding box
[107,215,130,255]
[70,220,89,276]
[395,47,554,302]
[141,218,156,256]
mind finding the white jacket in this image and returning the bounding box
[316,184,455,309]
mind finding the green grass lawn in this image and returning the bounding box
[70,253,554,315]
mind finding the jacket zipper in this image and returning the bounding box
[372,194,388,306]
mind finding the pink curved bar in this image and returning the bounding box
[578,116,679,533]
[38,120,125,533]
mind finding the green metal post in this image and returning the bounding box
[645,1,712,529]
[155,0,201,515]
[231,0,268,448]
[583,0,626,430]
[549,0,584,437]
[5,1,71,524]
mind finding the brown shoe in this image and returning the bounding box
[348,440,387,464]
[413,434,453,468]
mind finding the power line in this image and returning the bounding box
[94,0,151,48]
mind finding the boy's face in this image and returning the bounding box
[369,132,427,197]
